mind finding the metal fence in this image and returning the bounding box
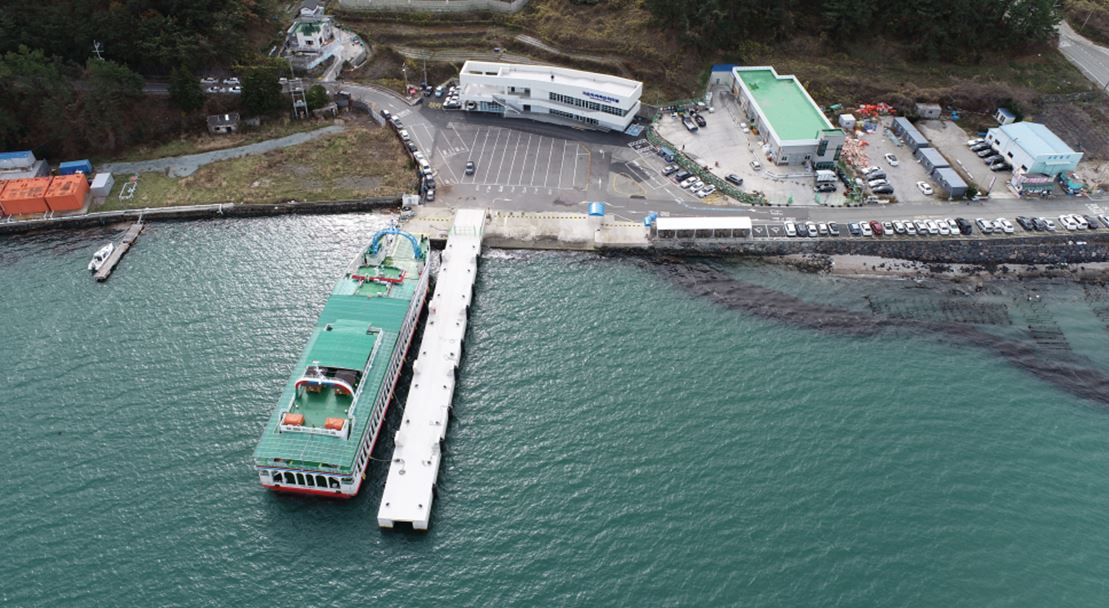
[338,0,530,13]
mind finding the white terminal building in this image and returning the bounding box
[458,61,642,132]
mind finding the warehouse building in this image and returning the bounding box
[916,147,950,175]
[933,167,968,199]
[985,122,1082,178]
[458,61,642,132]
[0,150,49,181]
[890,117,930,152]
[731,66,844,168]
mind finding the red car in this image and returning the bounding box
[869,220,885,236]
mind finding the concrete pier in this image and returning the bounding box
[377,208,486,530]
[93,221,144,282]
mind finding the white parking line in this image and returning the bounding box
[492,130,516,185]
[558,141,569,189]
[510,133,532,186]
[500,130,522,186]
[449,124,469,151]
[571,144,579,189]
[478,128,502,185]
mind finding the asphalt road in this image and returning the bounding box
[1059,21,1109,91]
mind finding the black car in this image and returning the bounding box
[1014,216,1033,231]
[693,113,707,127]
[465,161,476,175]
[955,217,974,235]
[970,142,992,152]
[989,161,1012,171]
[674,170,692,182]
[725,174,744,186]
[848,223,862,236]
[406,141,418,152]
[1031,217,1048,231]
[872,185,894,195]
[827,222,841,236]
[1084,215,1101,229]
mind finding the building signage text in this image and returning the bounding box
[583,91,620,105]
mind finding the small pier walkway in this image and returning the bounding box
[94,220,144,282]
[378,208,486,530]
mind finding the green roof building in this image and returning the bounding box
[732,66,845,169]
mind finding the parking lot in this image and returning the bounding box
[655,87,850,206]
[857,120,939,202]
[917,120,1017,199]
[433,122,591,194]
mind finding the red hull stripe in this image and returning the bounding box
[263,483,354,499]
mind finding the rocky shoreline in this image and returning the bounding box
[769,253,1109,283]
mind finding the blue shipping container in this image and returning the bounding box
[59,160,93,176]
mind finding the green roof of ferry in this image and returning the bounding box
[252,239,427,474]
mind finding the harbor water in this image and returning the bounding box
[2,214,1109,606]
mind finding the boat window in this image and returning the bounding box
[329,477,340,489]
[305,475,315,487]
[317,475,328,488]
[341,477,353,485]
[284,472,296,484]
[296,473,305,486]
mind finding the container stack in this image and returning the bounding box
[0,177,51,216]
[45,174,91,212]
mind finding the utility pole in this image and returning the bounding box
[422,60,428,87]
[402,65,408,93]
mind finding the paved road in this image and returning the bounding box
[1059,21,1109,91]
[101,125,345,177]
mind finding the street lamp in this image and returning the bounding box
[402,65,408,93]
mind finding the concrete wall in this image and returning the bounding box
[338,0,529,13]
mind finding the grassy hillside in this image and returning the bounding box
[1067,0,1109,47]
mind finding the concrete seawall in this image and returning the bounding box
[648,234,1109,266]
[0,198,400,236]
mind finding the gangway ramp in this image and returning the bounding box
[378,208,486,530]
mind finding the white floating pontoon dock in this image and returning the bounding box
[377,209,486,530]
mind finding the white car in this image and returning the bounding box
[923,219,938,235]
[805,222,818,237]
[976,218,993,233]
[205,86,221,94]
[749,160,762,171]
[967,138,985,147]
[689,179,704,190]
[884,153,899,166]
[996,218,1015,233]
[904,222,918,236]
[946,218,959,234]
[1072,214,1089,229]
[696,185,716,198]
[228,85,241,94]
[937,221,950,235]
[860,222,873,236]
[680,177,697,189]
[916,181,934,196]
[223,77,240,85]
[784,221,797,237]
[1043,218,1057,231]
[201,77,218,84]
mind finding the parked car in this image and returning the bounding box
[868,178,889,188]
[805,222,818,237]
[956,217,974,235]
[223,77,240,85]
[1085,215,1101,229]
[892,221,906,234]
[750,160,762,171]
[1100,215,1109,228]
[205,86,221,93]
[983,154,1003,165]
[925,219,939,235]
[465,161,476,176]
[976,147,996,158]
[937,220,950,235]
[1040,217,1057,231]
[1072,214,1089,229]
[872,185,894,195]
[1015,216,1034,231]
[674,170,692,182]
[1030,217,1047,231]
[682,116,698,132]
[869,220,884,236]
[976,218,993,234]
[916,181,934,196]
[904,221,918,236]
[725,174,744,186]
[424,188,435,202]
[679,177,697,189]
[946,218,959,234]
[696,185,716,198]
[989,161,1012,171]
[662,164,679,176]
[228,86,241,94]
[434,86,444,97]
[693,113,706,127]
[971,142,992,152]
[406,141,418,152]
[914,220,928,234]
[848,222,862,236]
[381,109,392,120]
[884,153,899,166]
[1059,214,1079,230]
[785,221,798,237]
[201,76,218,84]
[815,182,837,193]
[860,222,873,236]
[996,217,1015,233]
[828,222,841,236]
[818,223,829,236]
[862,165,881,175]
[967,138,986,147]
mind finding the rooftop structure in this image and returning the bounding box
[652,216,753,240]
[731,66,843,168]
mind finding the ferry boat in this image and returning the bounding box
[252,226,431,498]
[88,243,114,272]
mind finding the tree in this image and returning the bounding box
[81,59,144,151]
[169,66,205,113]
[305,85,330,111]
[241,59,286,117]
[0,45,75,155]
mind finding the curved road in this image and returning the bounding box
[1059,21,1109,91]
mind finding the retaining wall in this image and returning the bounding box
[0,198,400,235]
[338,0,529,13]
[646,234,1109,265]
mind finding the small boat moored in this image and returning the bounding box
[88,243,115,272]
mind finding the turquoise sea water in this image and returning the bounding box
[2,215,1109,606]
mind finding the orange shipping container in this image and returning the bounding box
[0,181,6,216]
[45,174,90,212]
[0,177,51,216]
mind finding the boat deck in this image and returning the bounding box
[377,208,486,530]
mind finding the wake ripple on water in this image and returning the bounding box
[649,258,1109,407]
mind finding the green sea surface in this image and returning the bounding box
[2,215,1108,606]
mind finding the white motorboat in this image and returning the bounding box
[88,243,114,272]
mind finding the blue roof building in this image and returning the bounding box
[985,122,1082,178]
